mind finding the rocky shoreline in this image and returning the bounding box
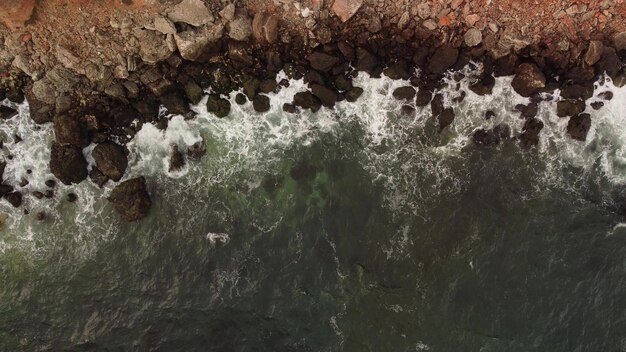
[0,0,625,221]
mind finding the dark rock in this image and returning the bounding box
[355,48,378,73]
[67,193,78,202]
[44,190,54,199]
[294,91,322,111]
[32,191,44,199]
[50,143,88,185]
[206,94,231,118]
[427,45,459,74]
[4,191,22,208]
[334,75,352,91]
[311,84,338,107]
[184,80,204,105]
[452,91,466,103]
[515,103,538,119]
[259,80,278,94]
[431,94,444,117]
[344,87,363,102]
[307,52,340,72]
[437,108,455,132]
[89,168,109,188]
[283,103,297,114]
[108,177,152,222]
[337,41,355,60]
[519,118,544,149]
[36,212,46,221]
[591,101,604,110]
[415,89,432,106]
[596,47,620,77]
[19,178,28,187]
[561,84,594,100]
[252,95,271,112]
[134,99,160,120]
[235,93,247,105]
[242,77,260,99]
[557,99,586,117]
[304,70,325,85]
[597,91,613,101]
[27,96,54,124]
[187,141,206,159]
[469,75,495,95]
[492,123,511,141]
[383,60,410,80]
[92,142,128,182]
[45,179,57,188]
[0,184,14,197]
[54,114,89,148]
[567,113,592,141]
[472,129,497,147]
[511,63,546,97]
[0,106,18,120]
[169,144,186,172]
[412,46,429,67]
[112,107,139,127]
[161,91,189,115]
[392,86,416,101]
[485,110,496,120]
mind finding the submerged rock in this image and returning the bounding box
[519,118,544,149]
[437,108,455,132]
[3,191,22,208]
[92,142,128,182]
[49,142,88,185]
[169,145,186,172]
[108,177,152,222]
[511,63,546,97]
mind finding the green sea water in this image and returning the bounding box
[1,72,626,351]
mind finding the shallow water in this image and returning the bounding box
[1,69,626,351]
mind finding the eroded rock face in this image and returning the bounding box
[511,63,546,97]
[332,0,363,22]
[108,177,152,222]
[92,142,128,182]
[49,142,88,185]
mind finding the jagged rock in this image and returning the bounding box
[469,75,495,95]
[613,31,626,51]
[134,29,174,64]
[355,48,378,73]
[311,84,338,107]
[0,106,18,120]
[519,118,544,149]
[252,95,271,112]
[154,16,177,34]
[437,108,455,132]
[392,86,416,101]
[184,80,204,105]
[174,24,224,61]
[556,99,586,117]
[26,93,54,124]
[511,63,546,97]
[169,144,186,172]
[108,177,152,222]
[427,45,459,74]
[229,14,253,41]
[220,3,236,20]
[49,142,88,185]
[464,28,482,47]
[584,40,604,66]
[307,52,340,72]
[92,142,128,182]
[54,114,89,148]
[206,94,231,118]
[561,83,594,100]
[168,0,213,26]
[332,0,363,22]
[567,113,591,141]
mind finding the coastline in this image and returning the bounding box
[0,0,625,221]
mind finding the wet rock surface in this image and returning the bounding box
[108,177,152,222]
[92,142,128,182]
[49,142,88,185]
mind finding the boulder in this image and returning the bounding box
[169,145,186,172]
[596,47,621,77]
[49,142,88,185]
[259,80,277,94]
[135,29,174,64]
[89,168,109,188]
[92,142,128,182]
[392,86,416,101]
[437,108,455,132]
[108,177,152,222]
[427,45,459,74]
[160,91,188,115]
[174,24,223,61]
[344,87,364,102]
[355,48,378,73]
[415,89,432,106]
[311,84,338,107]
[511,63,546,97]
[3,191,22,208]
[519,118,544,149]
[293,91,322,112]
[469,75,495,95]
[206,94,231,117]
[567,113,591,141]
[252,95,271,112]
[307,52,340,72]
[556,99,586,117]
[561,84,594,100]
[54,114,89,148]
[584,41,603,66]
[168,0,213,26]
[332,0,363,22]
[184,80,204,105]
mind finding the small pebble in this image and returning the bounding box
[44,190,54,199]
[45,180,56,188]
